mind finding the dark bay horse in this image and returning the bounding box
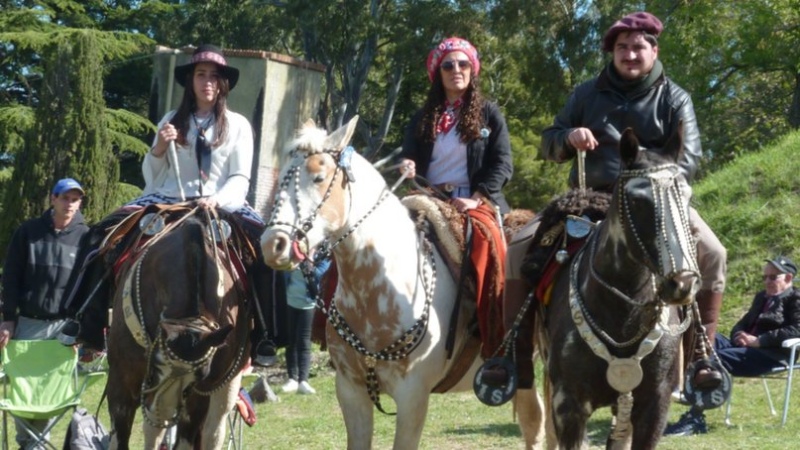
[518,127,700,450]
[106,207,251,449]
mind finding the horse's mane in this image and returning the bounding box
[284,122,330,155]
[520,189,611,285]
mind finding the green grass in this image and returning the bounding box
[40,349,798,450]
[36,131,800,448]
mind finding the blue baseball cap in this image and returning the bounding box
[52,178,85,196]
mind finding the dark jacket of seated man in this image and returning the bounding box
[716,256,800,377]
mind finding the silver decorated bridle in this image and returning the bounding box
[267,145,437,414]
[570,161,697,440]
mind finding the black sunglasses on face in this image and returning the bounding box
[440,60,472,71]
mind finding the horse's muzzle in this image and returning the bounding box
[261,229,304,271]
[660,270,701,305]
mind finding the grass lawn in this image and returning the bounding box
[34,349,798,450]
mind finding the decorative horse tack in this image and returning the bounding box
[261,116,492,449]
[519,126,705,450]
[107,208,251,449]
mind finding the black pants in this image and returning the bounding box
[285,306,315,382]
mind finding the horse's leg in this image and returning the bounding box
[543,374,558,450]
[391,385,430,450]
[514,388,545,450]
[335,374,374,450]
[200,375,242,450]
[107,375,138,450]
[628,365,677,450]
[551,383,591,450]
[142,422,167,450]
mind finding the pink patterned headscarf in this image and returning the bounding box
[426,37,481,83]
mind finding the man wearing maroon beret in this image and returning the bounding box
[541,11,728,400]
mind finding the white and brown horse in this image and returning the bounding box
[260,116,488,449]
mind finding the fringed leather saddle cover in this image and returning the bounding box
[401,194,507,359]
[520,189,611,304]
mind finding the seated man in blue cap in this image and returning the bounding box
[665,255,800,436]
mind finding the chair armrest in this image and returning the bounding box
[781,338,800,349]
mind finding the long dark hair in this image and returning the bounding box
[171,66,230,147]
[415,72,484,143]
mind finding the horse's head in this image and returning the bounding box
[612,124,700,305]
[261,116,359,271]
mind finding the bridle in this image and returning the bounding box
[267,144,436,414]
[267,145,393,263]
[568,161,697,440]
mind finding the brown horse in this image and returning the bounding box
[515,126,700,449]
[106,208,251,450]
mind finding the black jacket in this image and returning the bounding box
[400,101,513,214]
[2,209,89,321]
[730,286,800,349]
[541,64,702,190]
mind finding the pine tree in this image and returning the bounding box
[0,31,121,255]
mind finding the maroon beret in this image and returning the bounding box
[602,12,663,52]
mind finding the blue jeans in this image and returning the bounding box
[715,333,788,377]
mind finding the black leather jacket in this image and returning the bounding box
[731,286,800,349]
[400,101,513,213]
[541,64,702,190]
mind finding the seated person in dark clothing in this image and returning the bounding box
[665,255,800,436]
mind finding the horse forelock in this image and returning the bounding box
[286,124,330,156]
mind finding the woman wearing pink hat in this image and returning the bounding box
[399,37,513,215]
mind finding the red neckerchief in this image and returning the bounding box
[436,98,463,135]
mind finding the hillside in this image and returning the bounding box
[693,130,800,332]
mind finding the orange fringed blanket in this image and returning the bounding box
[467,204,507,359]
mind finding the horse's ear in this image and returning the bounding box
[619,128,641,168]
[325,115,359,151]
[302,118,316,129]
[663,120,685,163]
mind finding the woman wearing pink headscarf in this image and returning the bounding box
[399,37,513,215]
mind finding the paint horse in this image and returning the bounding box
[516,126,700,450]
[260,116,494,449]
[106,208,251,449]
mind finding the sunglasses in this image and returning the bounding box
[763,274,786,281]
[440,60,472,71]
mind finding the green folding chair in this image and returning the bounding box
[0,340,104,450]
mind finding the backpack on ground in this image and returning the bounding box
[63,407,110,450]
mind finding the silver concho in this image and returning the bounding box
[210,219,232,242]
[139,213,165,236]
[606,358,644,393]
[566,215,592,239]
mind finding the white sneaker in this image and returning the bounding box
[298,380,316,395]
[281,379,299,393]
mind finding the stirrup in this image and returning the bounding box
[58,319,81,346]
[253,338,277,367]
